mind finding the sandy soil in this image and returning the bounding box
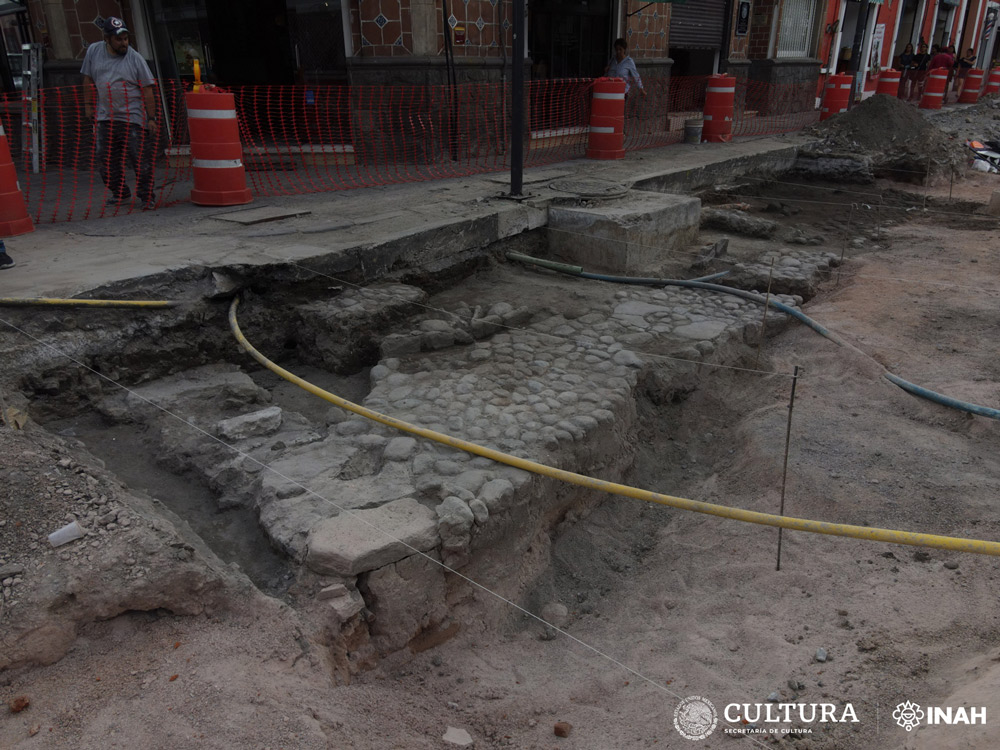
[3,172,1000,749]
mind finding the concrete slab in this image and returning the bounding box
[305,497,440,577]
[487,167,573,185]
[212,206,313,224]
[547,189,701,276]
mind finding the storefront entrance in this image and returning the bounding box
[528,0,613,79]
[145,0,347,86]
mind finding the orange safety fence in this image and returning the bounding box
[5,76,817,224]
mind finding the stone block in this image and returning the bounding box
[328,591,365,622]
[305,497,439,576]
[380,333,422,358]
[217,406,283,441]
[547,190,701,277]
[317,583,350,600]
[364,552,448,650]
[990,189,1000,216]
[478,478,514,511]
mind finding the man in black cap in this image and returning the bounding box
[81,16,160,211]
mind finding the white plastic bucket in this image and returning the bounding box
[684,118,703,145]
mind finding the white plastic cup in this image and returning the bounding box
[48,520,85,548]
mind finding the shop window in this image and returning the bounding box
[775,0,817,58]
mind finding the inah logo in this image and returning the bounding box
[894,701,924,732]
[674,695,718,741]
[893,700,986,730]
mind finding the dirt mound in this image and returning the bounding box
[805,94,967,181]
[813,93,939,152]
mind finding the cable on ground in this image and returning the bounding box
[229,296,1000,556]
[507,251,1000,422]
[0,297,180,308]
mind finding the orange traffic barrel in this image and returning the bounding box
[983,68,1000,96]
[0,124,33,236]
[586,77,625,160]
[876,69,900,96]
[919,68,949,109]
[958,68,985,104]
[702,74,735,142]
[820,74,852,121]
[185,89,252,206]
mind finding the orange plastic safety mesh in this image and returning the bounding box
[10,76,817,223]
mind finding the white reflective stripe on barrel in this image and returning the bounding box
[707,86,735,93]
[593,92,625,100]
[188,109,238,119]
[923,92,944,97]
[589,126,616,134]
[192,158,244,168]
[0,125,5,136]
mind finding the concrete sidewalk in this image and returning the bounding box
[0,133,811,299]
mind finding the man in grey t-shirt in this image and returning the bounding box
[81,16,159,211]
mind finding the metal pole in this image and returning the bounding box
[776,365,800,571]
[848,0,875,105]
[23,43,41,175]
[510,0,524,197]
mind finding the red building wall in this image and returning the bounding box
[27,0,127,59]
[747,0,778,58]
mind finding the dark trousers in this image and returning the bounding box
[96,120,155,203]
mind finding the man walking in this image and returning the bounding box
[81,16,159,210]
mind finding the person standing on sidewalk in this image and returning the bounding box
[898,43,915,99]
[604,38,646,98]
[81,16,160,211]
[0,240,13,270]
[954,47,976,102]
[910,42,931,101]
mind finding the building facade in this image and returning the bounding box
[18,0,826,89]
[13,0,1000,105]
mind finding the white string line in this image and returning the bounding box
[836,270,1000,296]
[728,176,885,201]
[722,171,991,210]
[729,187,994,219]
[260,253,799,379]
[0,312,775,750]
[735,172,961,195]
[719,190,991,219]
[545,223,1000,297]
[543,223,843,271]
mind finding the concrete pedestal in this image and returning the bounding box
[547,190,701,277]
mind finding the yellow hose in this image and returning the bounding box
[0,298,179,308]
[229,297,1000,557]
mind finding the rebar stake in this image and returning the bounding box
[837,203,855,286]
[776,364,801,572]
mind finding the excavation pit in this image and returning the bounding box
[1,176,849,671]
[3,163,1000,750]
